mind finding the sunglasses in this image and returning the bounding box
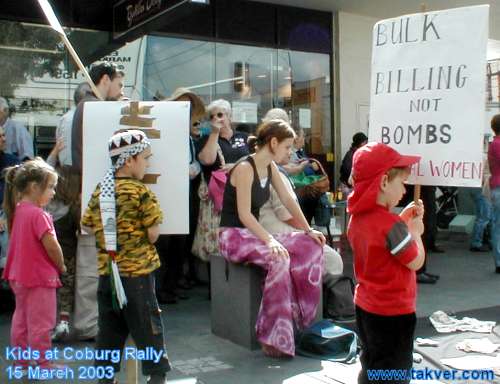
[210,112,225,120]
[192,121,201,127]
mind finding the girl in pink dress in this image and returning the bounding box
[218,119,325,357]
[2,158,66,369]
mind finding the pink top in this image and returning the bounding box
[2,201,61,288]
[489,136,500,190]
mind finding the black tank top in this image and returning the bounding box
[220,156,271,228]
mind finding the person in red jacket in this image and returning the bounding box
[347,142,425,384]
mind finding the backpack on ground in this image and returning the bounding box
[323,274,355,321]
[296,319,358,363]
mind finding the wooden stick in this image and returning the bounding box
[414,3,427,203]
[398,4,429,206]
[414,184,421,202]
[37,0,103,100]
[125,338,138,384]
[60,33,103,100]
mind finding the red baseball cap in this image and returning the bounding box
[347,142,420,214]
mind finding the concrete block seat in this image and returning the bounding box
[448,214,475,234]
[210,255,322,350]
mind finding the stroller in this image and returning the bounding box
[436,187,458,229]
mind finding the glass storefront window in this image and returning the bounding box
[143,35,332,156]
[214,43,275,130]
[1,21,67,157]
[143,37,215,102]
[0,20,136,157]
[278,49,331,154]
[0,20,332,158]
[487,59,500,105]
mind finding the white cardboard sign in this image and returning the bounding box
[368,5,489,187]
[82,101,190,234]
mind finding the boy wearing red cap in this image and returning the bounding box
[347,142,425,384]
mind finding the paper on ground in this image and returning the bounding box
[441,354,500,370]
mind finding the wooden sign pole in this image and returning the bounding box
[414,3,427,203]
[38,0,132,381]
[60,33,103,100]
[37,0,103,100]
[413,184,421,203]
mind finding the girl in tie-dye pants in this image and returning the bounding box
[219,228,323,357]
[216,117,326,358]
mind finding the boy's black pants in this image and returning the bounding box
[95,274,171,377]
[356,306,415,384]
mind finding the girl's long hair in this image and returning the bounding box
[247,135,258,154]
[3,158,57,233]
[255,119,295,149]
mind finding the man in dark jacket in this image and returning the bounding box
[340,132,368,188]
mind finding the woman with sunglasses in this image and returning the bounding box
[197,99,250,183]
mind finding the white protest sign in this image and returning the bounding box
[369,5,489,187]
[82,101,190,234]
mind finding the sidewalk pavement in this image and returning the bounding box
[0,231,499,383]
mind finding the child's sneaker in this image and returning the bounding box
[51,320,70,341]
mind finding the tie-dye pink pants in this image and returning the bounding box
[219,227,323,356]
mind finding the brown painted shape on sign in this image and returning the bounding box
[119,101,161,138]
[142,173,160,184]
[143,130,160,139]
[120,101,155,127]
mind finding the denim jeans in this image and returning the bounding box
[490,188,500,267]
[470,188,492,248]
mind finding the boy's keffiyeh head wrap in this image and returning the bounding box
[99,129,151,309]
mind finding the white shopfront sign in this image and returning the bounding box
[82,101,190,234]
[232,101,258,124]
[368,5,489,187]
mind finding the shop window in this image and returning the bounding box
[0,19,332,159]
[0,20,132,157]
[278,49,332,155]
[487,59,500,104]
[143,36,215,103]
[142,36,332,156]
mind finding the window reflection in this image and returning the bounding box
[0,20,132,157]
[0,20,332,158]
[143,36,332,155]
[144,37,215,102]
[278,50,331,155]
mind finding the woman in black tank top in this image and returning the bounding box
[218,119,326,358]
